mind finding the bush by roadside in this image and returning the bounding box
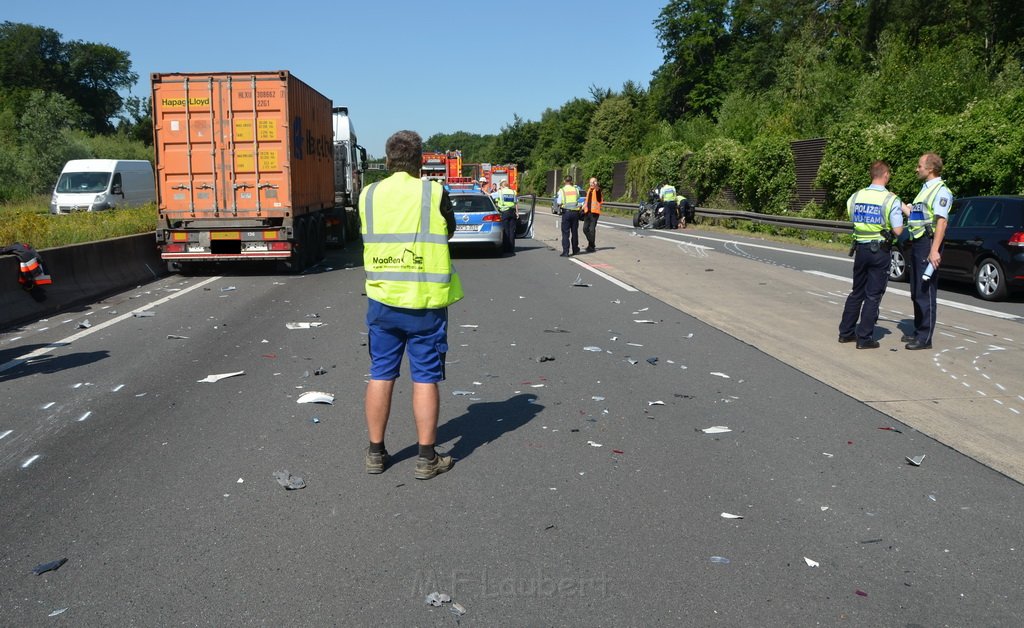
[0,197,157,249]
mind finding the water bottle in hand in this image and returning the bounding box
[922,262,935,281]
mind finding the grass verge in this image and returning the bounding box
[0,196,157,249]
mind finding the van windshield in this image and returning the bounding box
[56,172,111,193]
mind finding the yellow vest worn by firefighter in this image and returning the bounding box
[847,187,897,243]
[359,172,464,309]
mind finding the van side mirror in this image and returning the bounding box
[112,183,124,196]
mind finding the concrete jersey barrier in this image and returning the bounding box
[0,233,165,330]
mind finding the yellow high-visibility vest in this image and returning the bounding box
[359,172,463,309]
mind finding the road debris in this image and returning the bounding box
[587,440,603,447]
[572,273,592,287]
[166,334,189,339]
[648,400,665,406]
[709,556,730,564]
[535,355,555,362]
[709,372,731,379]
[297,391,334,404]
[804,557,820,567]
[77,319,91,329]
[48,608,68,617]
[272,470,306,490]
[286,322,324,329]
[452,390,472,396]
[425,592,452,607]
[132,311,156,318]
[646,357,659,365]
[700,426,732,434]
[906,454,926,466]
[197,371,245,383]
[32,558,67,575]
[878,426,903,433]
[583,346,602,352]
[220,286,236,292]
[451,602,467,616]
[625,358,639,365]
[721,513,743,519]
[633,319,658,324]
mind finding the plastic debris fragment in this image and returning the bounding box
[721,513,743,519]
[451,602,467,616]
[583,346,602,352]
[220,286,236,292]
[648,400,665,406]
[452,391,472,396]
[633,319,658,324]
[459,324,478,328]
[286,322,324,329]
[313,368,327,376]
[855,590,868,597]
[272,470,305,490]
[132,311,155,318]
[709,372,730,378]
[646,357,658,365]
[297,391,334,404]
[48,608,68,617]
[572,273,592,287]
[424,592,452,607]
[709,556,730,564]
[197,371,245,383]
[166,334,188,339]
[592,396,605,401]
[536,355,555,362]
[587,440,603,447]
[311,417,321,424]
[32,558,67,575]
[878,426,903,433]
[612,449,624,454]
[625,358,639,365]
[701,426,732,434]
[906,454,926,466]
[77,319,91,329]
[804,557,820,567]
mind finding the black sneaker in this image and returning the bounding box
[365,447,390,474]
[415,453,453,480]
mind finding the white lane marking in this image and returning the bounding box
[21,455,40,468]
[804,270,1024,322]
[650,235,715,250]
[569,259,638,292]
[0,276,222,374]
[77,411,92,422]
[0,430,12,440]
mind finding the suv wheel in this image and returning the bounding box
[889,248,908,282]
[975,258,1008,301]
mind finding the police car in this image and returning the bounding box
[448,190,505,252]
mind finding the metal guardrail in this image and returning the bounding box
[596,201,853,235]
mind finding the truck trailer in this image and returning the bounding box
[152,70,343,272]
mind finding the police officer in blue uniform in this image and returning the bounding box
[838,161,903,349]
[901,152,953,350]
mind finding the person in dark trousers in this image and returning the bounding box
[900,152,953,350]
[838,161,904,349]
[556,176,581,256]
[494,181,518,254]
[658,182,679,230]
[359,130,463,480]
[582,177,603,252]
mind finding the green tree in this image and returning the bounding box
[16,90,91,194]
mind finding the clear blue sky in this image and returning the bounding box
[7,0,668,157]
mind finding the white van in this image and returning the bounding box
[50,159,155,214]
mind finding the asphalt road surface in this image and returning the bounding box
[1,222,1022,626]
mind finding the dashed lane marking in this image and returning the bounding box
[0,276,222,374]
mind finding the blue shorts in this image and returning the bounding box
[366,299,449,383]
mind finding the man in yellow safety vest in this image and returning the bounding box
[359,130,463,479]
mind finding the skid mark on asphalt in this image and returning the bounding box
[723,242,798,270]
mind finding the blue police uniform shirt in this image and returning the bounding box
[920,177,952,221]
[865,183,904,229]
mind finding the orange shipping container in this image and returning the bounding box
[151,71,334,221]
